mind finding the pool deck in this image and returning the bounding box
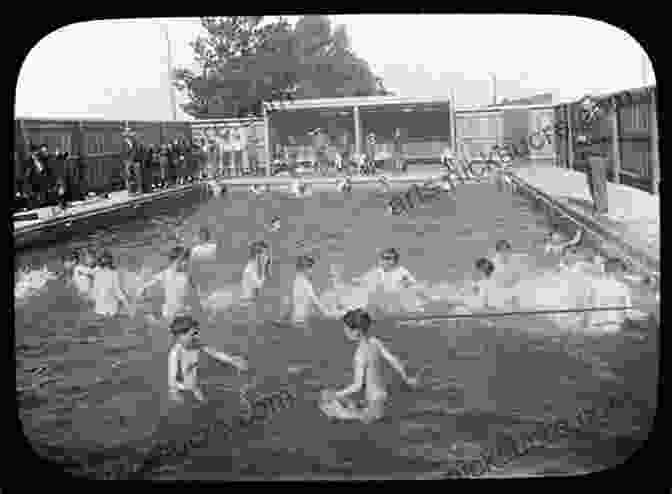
[13,183,207,250]
[510,163,660,278]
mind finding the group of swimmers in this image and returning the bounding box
[46,196,653,425]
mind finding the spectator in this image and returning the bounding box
[23,144,52,209]
[121,127,139,195]
[159,143,170,188]
[141,143,154,194]
[168,142,178,186]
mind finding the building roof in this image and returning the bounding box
[264,94,453,111]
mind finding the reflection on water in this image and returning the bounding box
[15,182,657,479]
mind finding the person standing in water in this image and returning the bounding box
[190,226,218,262]
[168,315,248,403]
[68,249,97,302]
[140,246,199,323]
[240,241,271,303]
[280,255,338,326]
[583,258,648,334]
[321,309,419,424]
[353,248,430,313]
[489,240,525,289]
[91,250,135,317]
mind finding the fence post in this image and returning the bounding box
[567,104,575,170]
[77,120,88,196]
[354,105,362,157]
[610,101,622,184]
[649,88,659,195]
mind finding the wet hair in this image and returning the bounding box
[495,240,512,252]
[170,315,200,336]
[169,246,189,262]
[296,255,315,271]
[98,250,115,269]
[475,257,495,278]
[604,257,626,274]
[198,226,211,242]
[343,308,372,334]
[379,247,400,263]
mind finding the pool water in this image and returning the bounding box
[15,178,658,479]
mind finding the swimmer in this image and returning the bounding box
[320,264,371,314]
[490,240,523,288]
[289,177,311,198]
[377,176,391,193]
[544,227,583,256]
[190,226,218,261]
[280,255,340,325]
[202,241,271,317]
[61,251,78,286]
[337,177,352,193]
[584,258,648,334]
[140,246,198,323]
[321,309,419,424]
[250,184,266,196]
[69,249,97,301]
[266,216,281,233]
[354,248,423,293]
[91,250,135,317]
[168,315,248,403]
[440,258,514,314]
[240,240,272,302]
[353,248,430,314]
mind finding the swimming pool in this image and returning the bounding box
[15,173,658,479]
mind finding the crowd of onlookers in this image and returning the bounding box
[121,131,206,196]
[14,136,207,215]
[14,144,73,213]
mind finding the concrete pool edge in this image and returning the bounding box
[509,172,660,280]
[13,183,208,251]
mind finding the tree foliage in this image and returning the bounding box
[174,16,392,118]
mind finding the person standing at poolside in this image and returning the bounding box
[121,127,139,195]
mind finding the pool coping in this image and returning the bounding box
[509,173,660,280]
[13,183,207,250]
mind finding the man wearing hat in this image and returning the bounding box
[121,126,140,195]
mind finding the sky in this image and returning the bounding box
[15,15,656,121]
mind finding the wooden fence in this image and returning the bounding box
[15,118,192,194]
[553,85,659,194]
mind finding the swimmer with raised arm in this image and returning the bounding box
[321,309,419,424]
[140,246,198,323]
[544,227,583,256]
[168,315,248,403]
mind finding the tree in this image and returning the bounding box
[174,16,391,118]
